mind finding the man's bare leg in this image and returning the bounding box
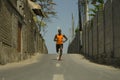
[58,48,62,60]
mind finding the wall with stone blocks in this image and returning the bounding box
[0,0,48,65]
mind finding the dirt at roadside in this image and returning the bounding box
[69,54,120,70]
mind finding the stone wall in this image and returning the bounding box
[0,0,18,64]
[0,0,48,65]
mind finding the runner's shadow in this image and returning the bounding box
[52,59,57,60]
[51,59,63,61]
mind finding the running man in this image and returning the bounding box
[54,28,68,61]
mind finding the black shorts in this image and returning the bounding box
[56,44,63,53]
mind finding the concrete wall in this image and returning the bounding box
[92,14,98,59]
[88,23,93,57]
[68,0,120,66]
[81,0,120,66]
[85,23,89,56]
[67,31,80,53]
[104,0,113,60]
[82,25,86,54]
[97,9,105,60]
[113,0,120,58]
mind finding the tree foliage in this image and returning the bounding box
[32,0,57,34]
[38,0,56,18]
[91,0,104,4]
[89,0,104,17]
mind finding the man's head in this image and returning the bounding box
[58,29,61,34]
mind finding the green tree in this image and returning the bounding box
[89,0,104,17]
[91,0,104,4]
[38,0,56,37]
[38,0,56,18]
[34,0,57,34]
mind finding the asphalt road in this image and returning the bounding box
[0,54,120,80]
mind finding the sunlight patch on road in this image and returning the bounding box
[53,74,64,80]
[56,63,60,67]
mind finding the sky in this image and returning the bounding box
[43,0,79,54]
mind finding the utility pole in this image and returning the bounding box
[78,0,82,31]
[72,13,75,39]
[85,0,89,23]
[78,0,89,53]
[78,0,82,53]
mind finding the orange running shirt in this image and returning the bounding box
[56,34,63,44]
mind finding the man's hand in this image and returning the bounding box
[54,35,57,42]
[63,35,68,43]
[63,40,67,43]
[54,39,57,42]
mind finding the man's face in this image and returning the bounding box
[58,29,61,34]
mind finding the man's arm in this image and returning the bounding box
[63,35,68,43]
[54,35,57,41]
